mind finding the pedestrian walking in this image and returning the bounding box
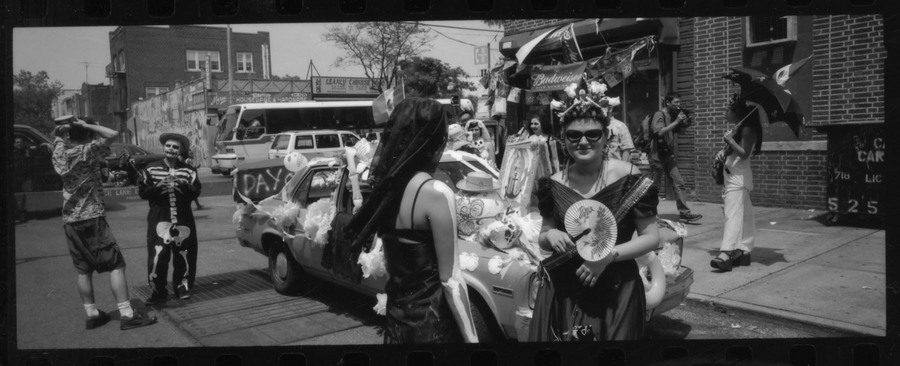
[600,97,635,162]
[51,115,157,331]
[528,93,659,342]
[711,97,765,271]
[649,92,703,223]
[139,133,202,304]
[344,98,479,344]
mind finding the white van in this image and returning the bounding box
[268,130,361,160]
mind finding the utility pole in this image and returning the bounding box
[227,25,233,105]
[77,61,90,84]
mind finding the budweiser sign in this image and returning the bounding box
[529,62,586,92]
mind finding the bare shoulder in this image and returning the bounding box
[607,159,636,182]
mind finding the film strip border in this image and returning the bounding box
[3,0,899,366]
[5,0,890,25]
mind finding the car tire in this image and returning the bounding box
[268,242,305,295]
[469,292,506,343]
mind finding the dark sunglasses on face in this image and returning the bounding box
[565,129,605,143]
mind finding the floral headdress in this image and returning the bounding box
[550,75,619,127]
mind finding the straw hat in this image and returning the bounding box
[159,132,191,151]
[456,171,500,192]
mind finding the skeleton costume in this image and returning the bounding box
[139,133,201,300]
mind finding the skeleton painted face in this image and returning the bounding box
[164,139,182,159]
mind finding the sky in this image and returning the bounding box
[12,21,505,91]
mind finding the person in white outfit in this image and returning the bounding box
[711,97,765,272]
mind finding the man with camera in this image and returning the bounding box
[650,93,702,223]
[51,115,157,330]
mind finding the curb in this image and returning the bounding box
[685,293,884,337]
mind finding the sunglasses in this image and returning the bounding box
[564,129,605,143]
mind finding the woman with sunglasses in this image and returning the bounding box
[528,96,660,342]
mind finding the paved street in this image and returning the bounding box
[14,191,884,349]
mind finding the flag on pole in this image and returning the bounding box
[372,84,406,125]
[561,23,584,63]
[773,55,812,88]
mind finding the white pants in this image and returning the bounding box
[720,187,755,253]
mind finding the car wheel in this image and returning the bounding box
[469,292,506,343]
[268,242,305,295]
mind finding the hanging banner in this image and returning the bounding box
[529,62,586,92]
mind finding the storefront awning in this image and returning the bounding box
[499,18,678,61]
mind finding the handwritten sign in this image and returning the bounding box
[825,124,885,221]
[234,160,295,203]
[207,91,309,108]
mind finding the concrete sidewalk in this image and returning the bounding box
[657,198,886,336]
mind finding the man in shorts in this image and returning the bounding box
[52,115,157,330]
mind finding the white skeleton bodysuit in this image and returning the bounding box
[138,159,201,296]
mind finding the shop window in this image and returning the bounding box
[186,50,221,72]
[237,52,253,73]
[745,16,797,47]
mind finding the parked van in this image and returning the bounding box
[268,130,361,160]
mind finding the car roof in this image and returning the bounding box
[277,130,359,135]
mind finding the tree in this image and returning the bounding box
[13,70,64,134]
[272,74,303,80]
[398,56,476,99]
[323,22,435,93]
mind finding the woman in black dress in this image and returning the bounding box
[344,98,479,343]
[528,96,660,342]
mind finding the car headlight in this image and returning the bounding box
[528,273,540,309]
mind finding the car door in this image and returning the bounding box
[268,134,291,160]
[313,133,342,159]
[287,166,340,278]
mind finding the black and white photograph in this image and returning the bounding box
[8,6,891,364]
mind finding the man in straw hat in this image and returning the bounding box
[51,115,157,330]
[138,132,202,304]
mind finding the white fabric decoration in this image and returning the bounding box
[358,236,387,279]
[488,255,507,275]
[550,99,564,111]
[303,198,335,245]
[459,252,479,272]
[271,201,301,229]
[564,83,578,98]
[589,80,608,95]
[657,242,682,276]
[232,203,255,224]
[607,96,621,107]
[373,293,387,316]
[635,253,654,292]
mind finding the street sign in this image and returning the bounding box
[474,45,489,65]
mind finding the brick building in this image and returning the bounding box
[499,16,884,210]
[106,25,272,113]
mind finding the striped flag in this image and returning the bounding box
[372,85,406,125]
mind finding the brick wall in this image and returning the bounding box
[690,15,884,210]
[811,15,885,126]
[503,19,571,35]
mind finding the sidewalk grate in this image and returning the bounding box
[132,269,378,344]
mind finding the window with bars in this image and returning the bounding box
[237,52,253,73]
[186,50,221,71]
[745,16,797,47]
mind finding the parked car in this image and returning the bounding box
[13,124,62,192]
[234,151,693,342]
[102,143,165,186]
[267,130,361,161]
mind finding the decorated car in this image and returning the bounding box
[232,146,693,342]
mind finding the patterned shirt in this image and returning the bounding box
[52,137,111,223]
[607,118,635,161]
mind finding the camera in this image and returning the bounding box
[675,108,695,126]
